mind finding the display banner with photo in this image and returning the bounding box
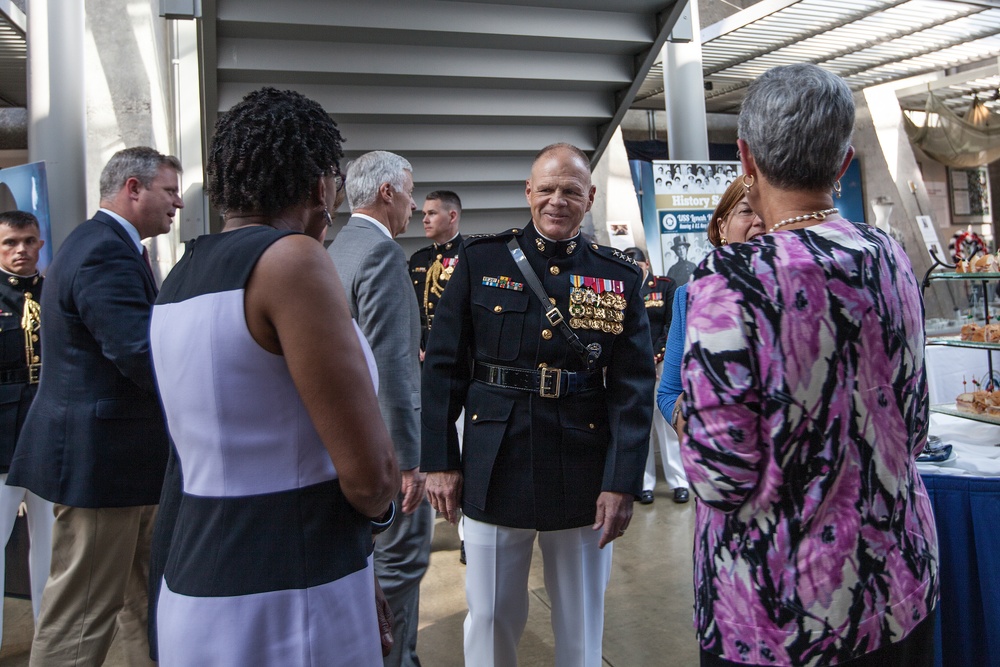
[0,163,53,270]
[632,153,865,280]
[654,160,739,287]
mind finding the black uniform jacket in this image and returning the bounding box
[0,272,41,472]
[642,275,676,359]
[421,223,654,531]
[409,233,463,350]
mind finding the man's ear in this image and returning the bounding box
[125,176,144,200]
[379,182,394,203]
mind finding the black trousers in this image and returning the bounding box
[700,607,937,667]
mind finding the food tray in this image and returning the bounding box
[926,336,1000,350]
[931,404,1000,426]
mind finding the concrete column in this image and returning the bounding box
[662,0,709,161]
[170,18,207,246]
[28,0,86,250]
[590,126,645,249]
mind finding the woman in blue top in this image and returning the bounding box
[657,178,763,431]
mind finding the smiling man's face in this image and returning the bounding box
[526,148,595,241]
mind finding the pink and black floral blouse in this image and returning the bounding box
[681,218,938,666]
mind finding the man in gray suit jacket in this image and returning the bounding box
[327,151,429,667]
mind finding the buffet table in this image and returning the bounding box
[921,414,1000,667]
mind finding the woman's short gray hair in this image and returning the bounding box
[99,146,182,200]
[346,151,412,211]
[737,64,854,191]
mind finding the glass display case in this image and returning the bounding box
[925,264,1000,424]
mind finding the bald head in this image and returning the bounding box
[532,143,590,170]
[525,144,595,241]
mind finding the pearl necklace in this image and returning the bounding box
[768,208,839,234]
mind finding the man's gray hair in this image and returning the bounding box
[737,64,854,191]
[346,151,412,211]
[99,146,182,200]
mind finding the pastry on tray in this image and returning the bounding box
[957,322,1000,342]
[961,323,982,341]
[956,389,1000,414]
[973,253,999,273]
[954,251,1000,273]
[956,391,981,413]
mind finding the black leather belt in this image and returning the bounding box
[0,368,30,385]
[473,361,603,399]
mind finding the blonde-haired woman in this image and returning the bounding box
[656,177,764,436]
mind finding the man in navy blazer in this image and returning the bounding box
[8,146,183,666]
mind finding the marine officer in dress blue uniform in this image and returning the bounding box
[0,211,53,649]
[408,190,468,563]
[422,143,654,667]
[408,190,463,360]
[623,247,689,504]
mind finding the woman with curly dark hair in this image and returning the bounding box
[149,87,400,665]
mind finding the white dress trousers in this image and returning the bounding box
[644,362,688,491]
[462,516,613,667]
[0,472,54,647]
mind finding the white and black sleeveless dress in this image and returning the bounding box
[150,226,382,666]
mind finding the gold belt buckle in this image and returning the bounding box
[27,363,40,384]
[539,367,562,398]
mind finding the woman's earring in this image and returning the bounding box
[720,235,728,246]
[323,209,334,227]
[742,174,754,191]
[833,180,842,198]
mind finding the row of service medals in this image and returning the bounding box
[644,293,665,308]
[568,275,625,335]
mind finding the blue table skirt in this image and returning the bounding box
[921,473,1000,667]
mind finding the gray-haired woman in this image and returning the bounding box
[680,63,938,666]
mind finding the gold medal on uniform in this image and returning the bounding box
[567,275,626,335]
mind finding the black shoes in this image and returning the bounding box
[641,488,689,503]
[460,540,466,565]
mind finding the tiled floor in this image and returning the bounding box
[0,480,700,666]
